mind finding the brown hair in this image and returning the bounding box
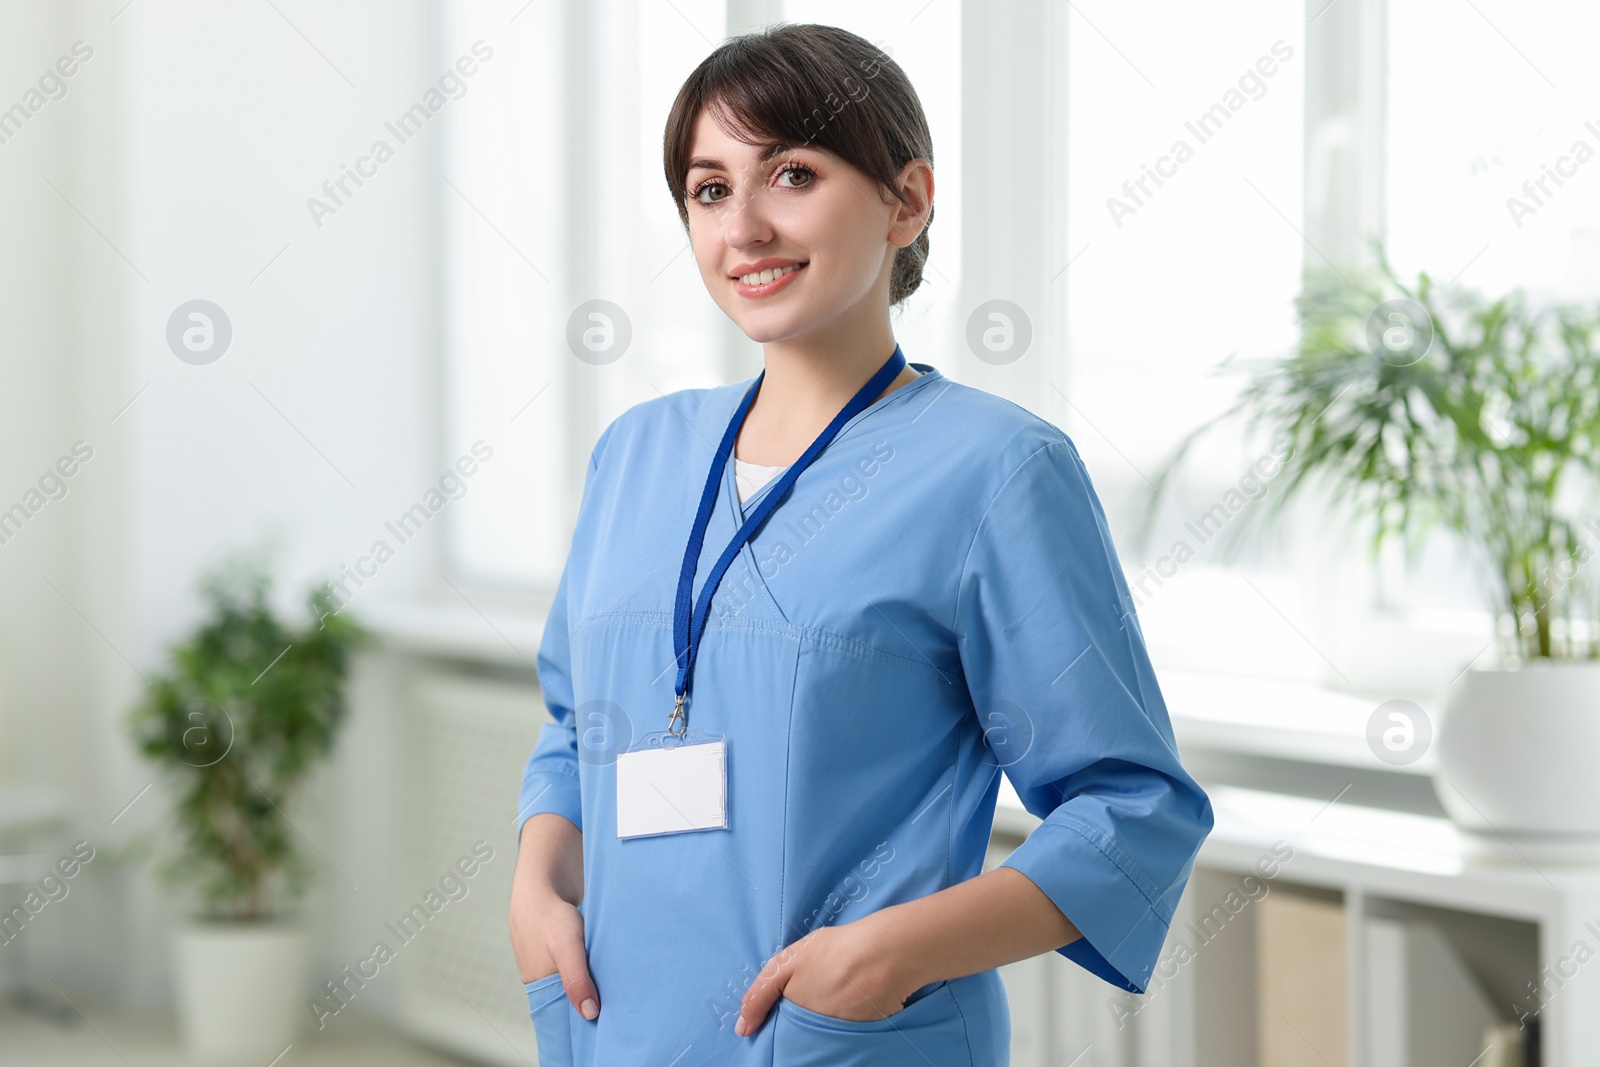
[662,23,934,308]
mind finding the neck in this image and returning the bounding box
[736,324,920,466]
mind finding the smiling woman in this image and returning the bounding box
[662,26,933,321]
[507,21,1212,1067]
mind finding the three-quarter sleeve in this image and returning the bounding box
[954,435,1213,994]
[516,423,616,843]
[517,559,584,841]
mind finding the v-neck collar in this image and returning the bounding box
[716,362,944,522]
[733,459,789,516]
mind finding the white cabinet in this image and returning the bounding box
[993,782,1600,1067]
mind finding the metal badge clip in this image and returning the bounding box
[667,691,688,739]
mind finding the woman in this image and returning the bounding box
[508,23,1212,1067]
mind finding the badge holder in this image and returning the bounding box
[615,715,728,840]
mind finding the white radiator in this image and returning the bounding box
[396,666,545,1066]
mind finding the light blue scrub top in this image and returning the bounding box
[518,362,1215,1066]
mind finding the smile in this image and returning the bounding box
[732,262,808,298]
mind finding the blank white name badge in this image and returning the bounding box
[616,737,728,839]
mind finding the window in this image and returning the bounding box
[438,0,570,589]
[438,0,731,591]
[436,0,1572,697]
[1063,2,1313,681]
[1378,0,1600,622]
[1385,0,1600,304]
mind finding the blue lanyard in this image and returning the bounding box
[669,344,908,737]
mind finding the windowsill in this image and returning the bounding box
[990,779,1476,879]
[351,597,1440,778]
[350,593,550,669]
[1156,666,1439,777]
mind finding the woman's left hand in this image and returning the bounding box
[734,919,920,1036]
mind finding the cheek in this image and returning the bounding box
[810,226,885,297]
[811,195,886,273]
[687,225,721,279]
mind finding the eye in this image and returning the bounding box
[687,162,817,207]
[689,178,729,205]
[774,162,816,188]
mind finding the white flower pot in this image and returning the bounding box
[1432,660,1600,859]
[174,919,309,1061]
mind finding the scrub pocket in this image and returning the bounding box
[523,971,574,1066]
[773,979,975,1066]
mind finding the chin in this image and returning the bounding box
[731,321,790,345]
[725,308,812,345]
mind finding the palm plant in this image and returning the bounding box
[127,555,368,921]
[1132,240,1600,663]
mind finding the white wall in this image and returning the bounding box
[0,0,444,1009]
[0,0,125,1001]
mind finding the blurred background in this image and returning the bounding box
[2,1,1599,1065]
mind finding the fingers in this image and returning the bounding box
[550,908,600,1021]
[734,944,792,1037]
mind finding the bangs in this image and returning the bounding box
[660,23,933,306]
[663,25,905,215]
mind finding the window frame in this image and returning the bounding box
[431,0,1499,699]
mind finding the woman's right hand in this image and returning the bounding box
[509,813,600,1020]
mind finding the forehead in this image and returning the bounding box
[684,107,828,171]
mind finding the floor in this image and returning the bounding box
[0,996,483,1067]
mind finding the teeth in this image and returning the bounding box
[739,263,804,285]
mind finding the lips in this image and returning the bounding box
[730,260,808,284]
[736,262,812,300]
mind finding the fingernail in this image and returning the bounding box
[734,1016,747,1036]
[580,998,598,1020]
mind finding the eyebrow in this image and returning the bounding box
[685,141,809,175]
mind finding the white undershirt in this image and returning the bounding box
[734,457,789,506]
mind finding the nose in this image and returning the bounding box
[714,184,775,254]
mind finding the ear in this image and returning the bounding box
[887,158,934,249]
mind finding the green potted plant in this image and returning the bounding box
[127,554,367,1058]
[1133,240,1600,851]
